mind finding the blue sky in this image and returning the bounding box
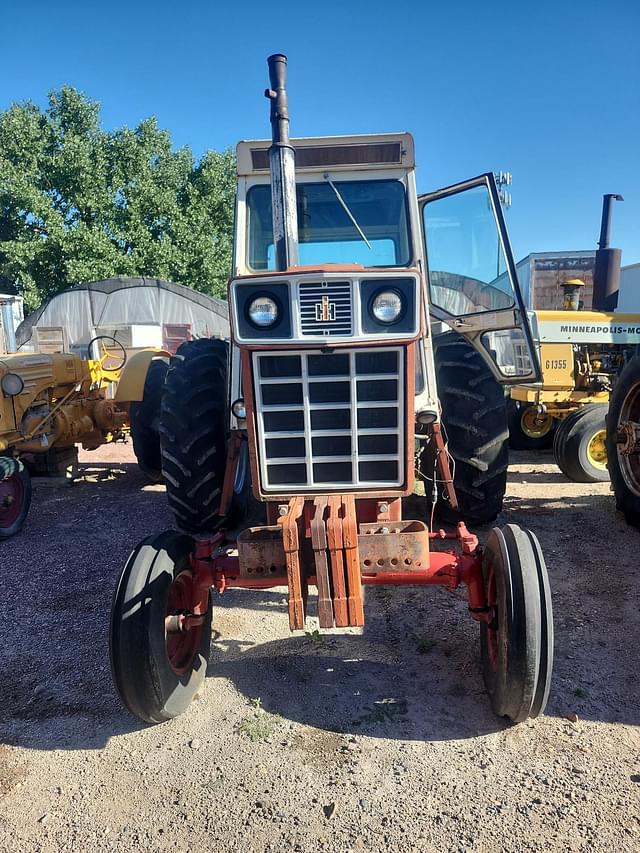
[3,0,639,264]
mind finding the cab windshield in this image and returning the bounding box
[246,179,411,270]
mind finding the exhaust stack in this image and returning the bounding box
[265,54,299,271]
[592,193,623,311]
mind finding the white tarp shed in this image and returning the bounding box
[16,277,229,355]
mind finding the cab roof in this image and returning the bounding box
[236,132,415,176]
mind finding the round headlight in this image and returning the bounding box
[371,290,403,324]
[1,372,24,397]
[248,296,279,328]
[231,398,247,419]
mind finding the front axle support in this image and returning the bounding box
[184,496,492,630]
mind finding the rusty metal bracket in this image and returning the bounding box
[432,421,458,511]
[278,496,306,630]
[218,431,243,518]
[358,520,430,572]
[311,496,334,628]
[327,495,348,628]
[342,495,364,627]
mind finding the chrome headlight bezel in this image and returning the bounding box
[1,372,25,397]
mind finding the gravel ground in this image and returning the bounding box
[1,441,639,852]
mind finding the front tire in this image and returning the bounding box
[606,355,640,527]
[481,524,553,722]
[423,332,509,525]
[553,405,609,483]
[110,530,211,724]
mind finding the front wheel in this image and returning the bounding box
[481,524,553,722]
[553,405,609,483]
[110,530,212,724]
[0,461,32,540]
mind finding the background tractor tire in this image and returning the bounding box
[0,463,32,540]
[553,405,608,483]
[160,339,248,532]
[606,355,640,528]
[130,358,168,482]
[423,332,509,526]
[507,399,556,450]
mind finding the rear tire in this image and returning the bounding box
[160,339,248,532]
[481,524,553,722]
[110,530,211,724]
[130,358,168,482]
[606,355,640,527]
[507,400,555,450]
[0,462,32,540]
[423,332,509,525]
[553,405,608,483]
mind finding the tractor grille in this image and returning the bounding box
[298,281,353,336]
[253,347,404,492]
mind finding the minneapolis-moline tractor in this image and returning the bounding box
[508,195,640,483]
[110,55,553,726]
[508,308,640,482]
[0,338,168,539]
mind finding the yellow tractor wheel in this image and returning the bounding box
[508,400,556,450]
[521,407,554,440]
[585,429,608,472]
[554,405,609,483]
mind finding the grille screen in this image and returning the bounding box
[299,281,352,336]
[253,348,404,492]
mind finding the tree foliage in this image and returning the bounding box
[0,87,235,309]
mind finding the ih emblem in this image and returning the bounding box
[315,294,336,323]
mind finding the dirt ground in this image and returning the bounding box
[0,442,638,852]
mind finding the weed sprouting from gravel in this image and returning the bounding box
[305,629,323,646]
[414,635,437,654]
[237,697,280,742]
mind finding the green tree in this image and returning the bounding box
[0,86,235,310]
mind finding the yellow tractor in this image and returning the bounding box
[508,308,640,481]
[0,335,168,538]
[509,194,640,482]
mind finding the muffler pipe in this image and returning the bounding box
[593,193,623,312]
[265,53,299,271]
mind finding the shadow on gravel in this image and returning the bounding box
[207,631,507,742]
[0,463,172,752]
[1,455,637,752]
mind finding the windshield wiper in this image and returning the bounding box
[324,176,372,250]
